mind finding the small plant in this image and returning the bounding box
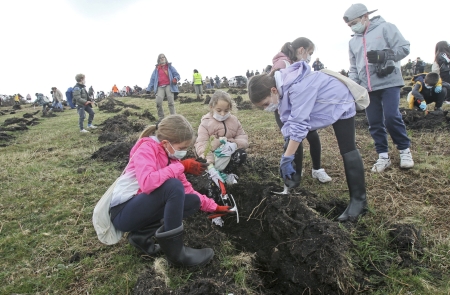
[203,135,215,158]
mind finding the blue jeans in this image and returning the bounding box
[112,179,200,232]
[365,87,410,153]
[77,105,94,130]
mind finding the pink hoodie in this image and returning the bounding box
[124,137,217,212]
[272,52,292,72]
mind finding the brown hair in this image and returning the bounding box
[75,74,85,82]
[209,90,234,112]
[247,74,276,104]
[435,41,450,63]
[425,72,440,86]
[280,37,315,62]
[139,114,194,144]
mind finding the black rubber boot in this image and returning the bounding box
[155,224,214,268]
[337,150,367,222]
[128,221,162,256]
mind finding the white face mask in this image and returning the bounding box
[213,112,231,121]
[264,93,279,112]
[166,142,187,160]
[296,49,312,64]
[351,18,366,34]
[424,84,433,89]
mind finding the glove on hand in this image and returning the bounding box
[181,159,208,176]
[435,86,442,93]
[419,101,427,111]
[172,78,177,84]
[214,142,237,157]
[208,205,234,219]
[280,154,296,181]
[367,50,386,64]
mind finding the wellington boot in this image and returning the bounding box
[155,224,214,268]
[337,150,367,222]
[128,221,162,256]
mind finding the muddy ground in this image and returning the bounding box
[89,108,435,295]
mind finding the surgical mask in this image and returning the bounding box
[166,142,187,160]
[213,112,231,121]
[424,84,433,89]
[304,54,311,64]
[264,93,279,112]
[351,19,366,34]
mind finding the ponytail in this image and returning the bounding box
[280,37,315,62]
[139,114,194,144]
[139,125,157,139]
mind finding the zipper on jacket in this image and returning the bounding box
[222,121,227,137]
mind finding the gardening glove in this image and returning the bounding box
[435,86,442,93]
[367,50,386,64]
[172,78,177,84]
[180,158,208,176]
[208,165,226,188]
[280,154,296,181]
[226,173,238,185]
[214,142,237,157]
[419,101,427,111]
[208,205,233,220]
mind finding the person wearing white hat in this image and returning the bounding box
[343,3,414,173]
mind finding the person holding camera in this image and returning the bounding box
[343,3,413,173]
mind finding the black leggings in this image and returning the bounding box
[275,111,322,170]
[332,116,357,155]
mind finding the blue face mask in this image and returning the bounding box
[166,142,187,160]
[351,19,366,34]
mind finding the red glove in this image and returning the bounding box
[172,78,177,84]
[180,159,208,176]
[208,205,233,219]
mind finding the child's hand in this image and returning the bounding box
[181,159,208,176]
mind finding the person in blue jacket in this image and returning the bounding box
[147,54,180,121]
[65,87,76,109]
[247,60,367,222]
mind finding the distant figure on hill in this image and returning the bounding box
[246,70,250,79]
[146,53,180,121]
[404,59,413,76]
[73,74,96,133]
[14,94,20,105]
[205,76,211,89]
[214,75,220,88]
[193,69,203,99]
[255,70,260,75]
[112,84,119,96]
[312,58,324,71]
[51,87,64,111]
[415,57,425,74]
[26,94,31,101]
[88,86,94,99]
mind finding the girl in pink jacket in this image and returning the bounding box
[195,90,249,173]
[110,114,232,268]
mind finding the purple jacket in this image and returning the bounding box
[278,61,356,142]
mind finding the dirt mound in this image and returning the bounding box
[12,104,22,110]
[204,95,211,105]
[98,98,141,113]
[23,110,40,118]
[140,110,156,121]
[91,141,134,169]
[99,114,146,135]
[3,118,30,126]
[0,124,28,131]
[0,132,14,146]
[401,108,450,130]
[179,96,204,104]
[234,96,253,110]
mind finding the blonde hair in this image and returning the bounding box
[209,90,234,113]
[139,114,194,144]
[75,74,85,82]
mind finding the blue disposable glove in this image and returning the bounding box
[280,154,295,181]
[435,86,442,93]
[419,101,427,111]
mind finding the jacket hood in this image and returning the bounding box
[272,52,291,65]
[279,61,311,92]
[366,16,384,33]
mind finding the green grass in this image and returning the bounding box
[1,91,450,294]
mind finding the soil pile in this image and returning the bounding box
[204,95,211,105]
[234,96,253,110]
[91,141,134,169]
[0,132,14,147]
[179,96,204,104]
[98,98,141,113]
[401,108,450,130]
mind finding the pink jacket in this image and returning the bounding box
[195,113,248,163]
[125,137,217,212]
[272,52,292,72]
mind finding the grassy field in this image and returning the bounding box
[1,90,449,294]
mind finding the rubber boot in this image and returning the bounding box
[128,221,162,256]
[155,224,214,268]
[337,150,367,222]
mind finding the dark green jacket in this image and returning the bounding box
[73,83,89,106]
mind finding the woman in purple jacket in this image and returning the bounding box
[248,60,367,222]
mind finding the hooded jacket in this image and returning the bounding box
[147,63,180,93]
[278,61,356,142]
[72,83,90,106]
[272,52,292,71]
[111,137,217,212]
[195,113,248,163]
[348,16,410,92]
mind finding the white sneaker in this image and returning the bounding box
[80,129,90,133]
[371,158,391,172]
[312,168,332,183]
[399,150,414,169]
[87,124,97,129]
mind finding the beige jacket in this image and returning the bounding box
[195,113,248,163]
[52,89,63,102]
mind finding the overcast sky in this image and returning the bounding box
[1,0,445,98]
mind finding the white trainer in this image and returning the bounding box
[87,124,97,129]
[312,168,332,183]
[80,129,90,133]
[371,158,391,172]
[399,150,414,169]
